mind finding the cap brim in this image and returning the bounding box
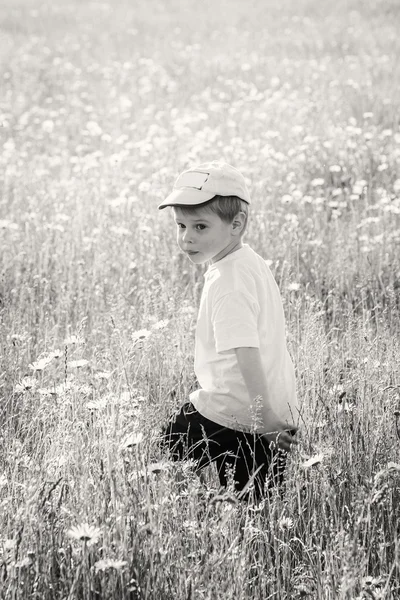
[158,187,215,210]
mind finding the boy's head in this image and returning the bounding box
[158,161,251,264]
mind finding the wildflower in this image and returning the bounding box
[94,371,112,380]
[110,226,131,236]
[86,121,103,136]
[307,239,323,247]
[180,305,195,316]
[15,557,31,568]
[86,398,108,411]
[64,335,83,346]
[38,381,72,397]
[4,539,16,551]
[302,453,324,469]
[138,461,171,477]
[151,319,169,330]
[287,282,300,292]
[387,462,400,474]
[182,520,197,530]
[291,125,303,135]
[311,178,325,187]
[121,432,143,449]
[42,120,54,133]
[295,584,312,598]
[337,402,354,414]
[14,377,37,393]
[371,484,388,505]
[278,516,294,531]
[132,329,152,342]
[79,384,92,396]
[292,190,303,201]
[37,387,54,397]
[67,524,101,546]
[362,575,385,589]
[29,354,55,372]
[353,180,367,195]
[94,559,127,572]
[10,333,27,344]
[68,359,89,368]
[281,194,293,204]
[329,165,341,173]
[356,216,380,229]
[0,219,18,230]
[210,493,238,506]
[243,523,263,539]
[138,523,154,536]
[147,461,171,474]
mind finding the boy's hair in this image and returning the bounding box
[174,195,249,235]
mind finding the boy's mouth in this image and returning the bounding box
[187,251,199,255]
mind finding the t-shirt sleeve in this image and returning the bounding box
[212,291,260,353]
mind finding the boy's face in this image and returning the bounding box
[173,206,244,265]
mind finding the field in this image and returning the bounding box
[1,0,400,597]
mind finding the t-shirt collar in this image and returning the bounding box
[205,243,250,274]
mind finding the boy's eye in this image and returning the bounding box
[176,223,207,231]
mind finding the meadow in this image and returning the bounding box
[0,0,400,597]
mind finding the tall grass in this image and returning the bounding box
[0,0,399,598]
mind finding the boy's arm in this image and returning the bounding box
[234,347,297,452]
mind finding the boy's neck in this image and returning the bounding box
[210,240,244,264]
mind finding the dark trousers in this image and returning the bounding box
[160,402,290,501]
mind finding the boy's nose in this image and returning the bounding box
[182,230,193,243]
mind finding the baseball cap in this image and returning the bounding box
[158,160,251,209]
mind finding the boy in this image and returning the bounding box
[158,160,299,501]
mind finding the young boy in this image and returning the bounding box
[158,160,299,501]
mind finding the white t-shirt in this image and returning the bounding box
[189,243,298,433]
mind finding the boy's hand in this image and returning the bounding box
[262,425,298,452]
[234,347,299,452]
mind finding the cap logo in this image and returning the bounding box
[176,171,210,190]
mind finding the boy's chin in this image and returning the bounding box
[187,254,207,264]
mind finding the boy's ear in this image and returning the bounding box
[232,211,246,234]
